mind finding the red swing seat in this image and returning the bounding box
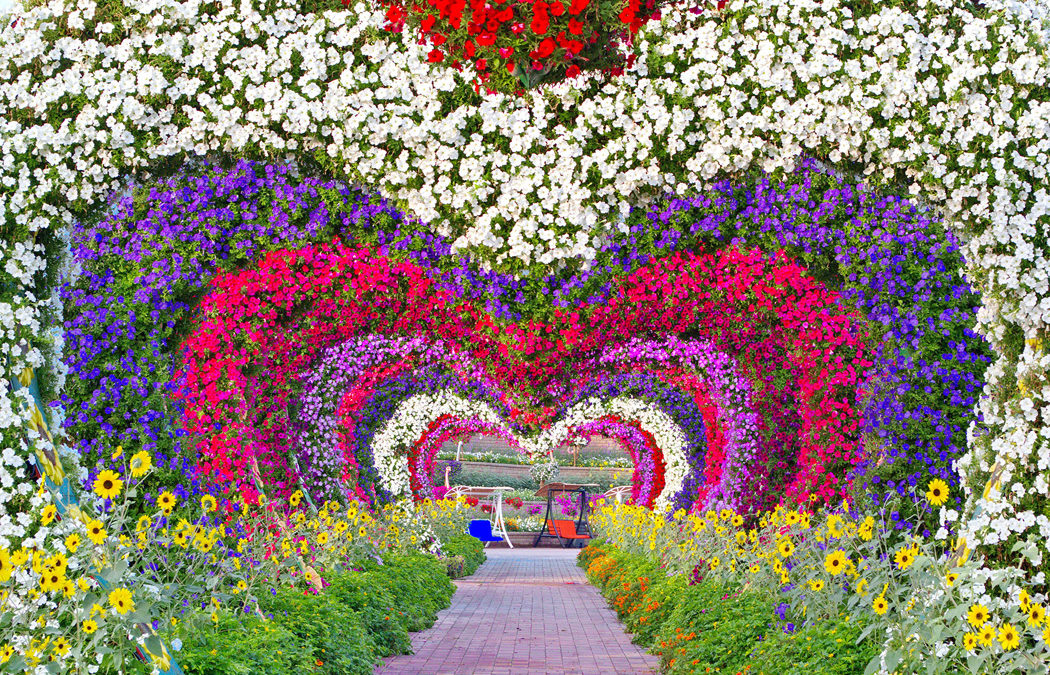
[548,518,590,540]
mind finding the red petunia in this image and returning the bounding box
[549,1,564,15]
[476,58,488,70]
[565,64,581,78]
[530,11,549,35]
[420,14,437,32]
[535,37,555,58]
[476,32,497,46]
[427,48,444,62]
[567,18,583,34]
[567,0,588,14]
[463,40,476,57]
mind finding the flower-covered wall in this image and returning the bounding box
[1,0,1048,567]
[51,160,985,535]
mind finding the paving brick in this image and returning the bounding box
[376,548,659,675]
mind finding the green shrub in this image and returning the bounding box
[654,580,776,675]
[443,534,486,577]
[172,611,316,675]
[324,570,412,657]
[358,553,455,631]
[627,572,689,647]
[258,586,379,674]
[743,615,878,675]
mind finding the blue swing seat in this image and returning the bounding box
[468,519,503,543]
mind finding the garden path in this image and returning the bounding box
[375,548,659,675]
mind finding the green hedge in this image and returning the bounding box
[443,534,486,578]
[580,541,877,675]
[170,553,460,674]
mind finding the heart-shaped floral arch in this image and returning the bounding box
[173,233,870,513]
[60,161,987,535]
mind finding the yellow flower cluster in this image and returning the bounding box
[589,483,1050,671]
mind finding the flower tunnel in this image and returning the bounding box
[61,162,989,527]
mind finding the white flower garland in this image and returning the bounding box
[533,396,690,510]
[369,391,508,498]
[0,0,1048,565]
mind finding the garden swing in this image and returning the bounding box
[532,483,597,548]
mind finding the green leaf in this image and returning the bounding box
[884,648,902,673]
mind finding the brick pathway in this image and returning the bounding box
[375,548,659,675]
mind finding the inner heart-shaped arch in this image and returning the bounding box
[176,239,869,513]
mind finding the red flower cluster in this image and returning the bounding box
[378,0,664,93]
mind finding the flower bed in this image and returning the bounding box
[585,500,1048,674]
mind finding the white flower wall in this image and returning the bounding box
[0,0,1048,566]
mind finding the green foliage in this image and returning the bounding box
[171,612,316,675]
[582,542,882,675]
[357,553,455,631]
[257,585,378,675]
[442,534,486,577]
[627,572,689,647]
[655,581,777,674]
[167,553,460,674]
[324,571,412,657]
[745,615,879,675]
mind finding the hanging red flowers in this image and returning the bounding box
[377,0,673,94]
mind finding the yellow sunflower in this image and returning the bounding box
[129,451,152,478]
[872,596,888,615]
[39,567,66,594]
[967,604,990,628]
[858,516,874,541]
[64,533,80,554]
[0,549,11,583]
[108,587,135,615]
[977,623,995,647]
[41,504,58,526]
[824,550,848,576]
[925,479,949,506]
[82,619,98,634]
[157,491,177,514]
[85,519,107,545]
[893,545,916,571]
[51,637,70,657]
[999,623,1020,650]
[93,470,123,500]
[777,538,795,558]
[201,495,217,513]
